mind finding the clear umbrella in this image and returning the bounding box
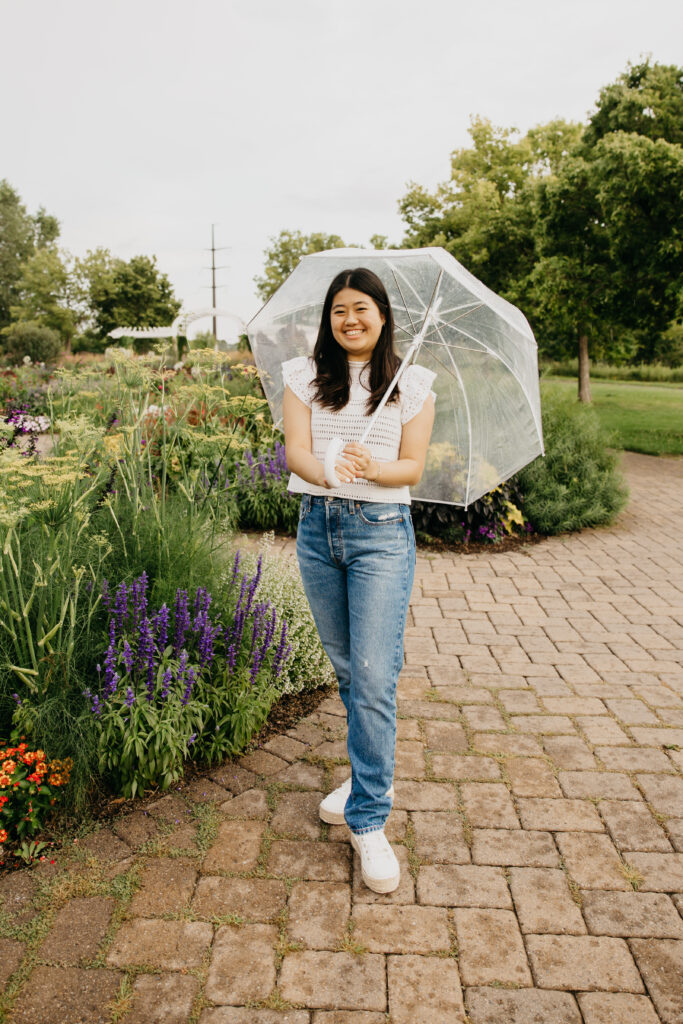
[247,247,543,506]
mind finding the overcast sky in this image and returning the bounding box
[2,0,681,337]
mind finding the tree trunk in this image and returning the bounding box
[578,333,591,403]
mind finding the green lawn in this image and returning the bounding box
[541,378,683,456]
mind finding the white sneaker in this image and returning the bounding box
[350,829,400,893]
[318,777,395,825]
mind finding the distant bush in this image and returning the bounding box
[541,359,683,383]
[1,322,62,365]
[516,392,628,534]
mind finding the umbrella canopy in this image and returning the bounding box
[247,247,543,506]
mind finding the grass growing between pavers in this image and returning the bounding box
[541,377,683,455]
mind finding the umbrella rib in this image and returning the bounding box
[390,269,418,333]
[423,303,485,339]
[420,269,444,335]
[428,325,474,508]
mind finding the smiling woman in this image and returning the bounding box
[282,266,435,895]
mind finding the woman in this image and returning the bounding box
[282,267,435,893]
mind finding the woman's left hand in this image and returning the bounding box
[343,443,379,481]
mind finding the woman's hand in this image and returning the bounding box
[323,454,356,488]
[343,443,380,482]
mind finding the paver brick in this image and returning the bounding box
[201,1012,309,1023]
[525,935,644,992]
[78,827,132,864]
[604,698,659,724]
[263,733,309,761]
[0,937,24,987]
[543,697,607,716]
[472,733,542,756]
[466,987,582,1024]
[509,867,585,934]
[506,757,562,797]
[410,810,470,862]
[393,780,456,811]
[461,782,519,828]
[558,770,638,800]
[543,735,597,769]
[626,852,683,891]
[210,763,258,793]
[461,706,506,731]
[582,890,683,937]
[312,1014,386,1024]
[431,754,500,781]
[600,799,671,852]
[511,715,576,734]
[202,820,264,873]
[277,761,326,789]
[192,876,287,921]
[112,810,159,848]
[205,923,277,1004]
[418,863,512,908]
[394,739,426,777]
[287,881,350,949]
[106,919,212,969]
[387,954,466,1023]
[270,791,324,838]
[8,966,123,1024]
[238,748,289,775]
[38,897,114,964]
[576,716,631,745]
[629,939,683,1024]
[455,908,532,986]
[471,828,559,867]
[631,727,683,746]
[637,773,683,814]
[279,951,386,1010]
[596,746,674,772]
[556,831,631,890]
[517,797,604,831]
[498,690,542,714]
[268,840,351,881]
[576,993,661,1024]
[220,786,270,819]
[183,777,230,803]
[125,973,199,1024]
[129,858,196,916]
[351,904,450,952]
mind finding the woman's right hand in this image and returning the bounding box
[320,456,356,488]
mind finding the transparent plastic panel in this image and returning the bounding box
[248,247,543,505]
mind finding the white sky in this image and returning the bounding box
[2,0,681,337]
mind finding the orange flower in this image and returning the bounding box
[0,795,8,806]
[26,772,42,784]
[0,775,10,788]
[0,829,7,843]
[1,760,16,774]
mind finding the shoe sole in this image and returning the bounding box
[318,787,395,826]
[349,832,400,893]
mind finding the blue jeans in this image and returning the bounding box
[296,495,416,834]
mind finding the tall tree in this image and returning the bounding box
[10,246,83,353]
[584,59,683,147]
[399,116,581,304]
[255,230,349,302]
[0,180,59,330]
[85,254,181,339]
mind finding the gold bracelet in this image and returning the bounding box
[376,461,382,483]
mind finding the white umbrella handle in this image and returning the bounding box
[324,437,345,487]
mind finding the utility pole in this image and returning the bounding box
[206,225,229,342]
[210,224,218,341]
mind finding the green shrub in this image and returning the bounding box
[1,322,62,365]
[541,359,683,383]
[515,392,628,534]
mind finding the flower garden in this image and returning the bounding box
[0,347,627,865]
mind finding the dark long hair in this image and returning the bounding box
[312,267,400,414]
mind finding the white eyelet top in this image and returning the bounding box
[282,356,436,503]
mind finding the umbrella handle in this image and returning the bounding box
[323,437,345,488]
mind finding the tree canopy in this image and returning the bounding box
[255,230,350,302]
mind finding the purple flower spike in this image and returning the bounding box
[161,667,173,701]
[174,590,190,654]
[125,687,135,708]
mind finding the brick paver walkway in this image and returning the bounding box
[1,452,682,1024]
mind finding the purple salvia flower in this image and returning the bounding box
[122,639,134,675]
[125,687,135,708]
[187,733,197,746]
[103,620,118,696]
[180,665,196,706]
[113,581,128,634]
[227,643,237,674]
[174,589,190,653]
[160,667,173,701]
[155,604,170,651]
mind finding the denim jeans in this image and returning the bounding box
[296,494,416,834]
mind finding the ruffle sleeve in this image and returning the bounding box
[282,356,316,407]
[400,364,437,424]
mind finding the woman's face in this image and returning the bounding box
[330,287,385,362]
